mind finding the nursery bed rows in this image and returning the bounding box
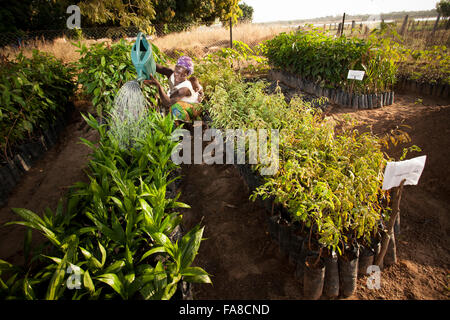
[0,111,211,299]
[268,70,395,109]
[196,49,405,298]
[395,77,450,98]
[236,162,398,299]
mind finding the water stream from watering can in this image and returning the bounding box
[108,80,149,150]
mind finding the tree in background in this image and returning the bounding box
[0,0,72,33]
[436,0,450,28]
[238,2,253,23]
[436,0,450,17]
[0,1,32,33]
[0,0,244,35]
[215,0,242,25]
[149,0,244,34]
[78,0,156,34]
[152,0,220,35]
[78,0,242,34]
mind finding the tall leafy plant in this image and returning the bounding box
[75,40,168,118]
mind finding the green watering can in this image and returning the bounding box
[131,32,156,81]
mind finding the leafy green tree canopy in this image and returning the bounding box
[78,0,156,34]
[78,0,243,34]
[0,0,72,33]
[238,2,254,23]
[0,0,245,35]
[436,0,450,17]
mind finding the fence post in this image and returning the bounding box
[432,13,441,34]
[351,20,355,34]
[229,17,233,48]
[400,15,408,35]
[341,12,346,36]
[428,13,441,45]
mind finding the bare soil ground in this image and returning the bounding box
[179,163,304,299]
[0,100,98,266]
[0,93,448,300]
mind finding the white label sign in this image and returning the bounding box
[382,155,426,190]
[347,70,365,81]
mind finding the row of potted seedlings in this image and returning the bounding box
[395,77,450,98]
[236,163,399,299]
[269,70,395,109]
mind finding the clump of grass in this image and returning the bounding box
[0,37,118,64]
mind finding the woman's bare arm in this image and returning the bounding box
[168,87,192,106]
[144,76,191,108]
[156,63,173,78]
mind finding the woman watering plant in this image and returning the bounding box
[144,56,204,123]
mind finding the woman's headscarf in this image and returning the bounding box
[176,56,194,76]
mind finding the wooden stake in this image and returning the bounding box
[400,15,409,36]
[375,179,406,266]
[229,17,233,48]
[432,13,441,35]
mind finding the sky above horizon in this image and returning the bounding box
[243,0,439,23]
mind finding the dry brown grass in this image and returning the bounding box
[1,37,78,63]
[0,37,117,64]
[152,23,295,57]
[0,23,293,64]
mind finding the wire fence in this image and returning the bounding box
[318,14,450,47]
[0,26,142,48]
[1,15,449,61]
[0,22,295,60]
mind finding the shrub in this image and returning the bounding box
[0,50,75,161]
[197,56,388,255]
[74,40,168,118]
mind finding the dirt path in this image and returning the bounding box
[179,163,304,299]
[0,101,98,266]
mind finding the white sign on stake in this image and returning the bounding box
[382,155,427,191]
[347,70,365,81]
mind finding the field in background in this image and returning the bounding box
[316,17,450,50]
[152,23,294,58]
[0,37,112,63]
